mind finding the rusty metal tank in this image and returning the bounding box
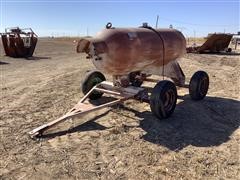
[77,23,186,76]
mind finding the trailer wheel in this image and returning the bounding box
[81,71,106,100]
[150,80,177,119]
[129,71,143,87]
[226,48,232,53]
[189,71,209,100]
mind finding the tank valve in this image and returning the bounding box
[106,22,112,29]
[142,22,148,28]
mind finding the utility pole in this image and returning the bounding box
[87,28,89,36]
[155,15,159,29]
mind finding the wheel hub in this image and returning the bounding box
[163,89,175,111]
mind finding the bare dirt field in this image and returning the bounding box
[0,38,239,179]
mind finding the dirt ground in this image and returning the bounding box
[0,38,239,179]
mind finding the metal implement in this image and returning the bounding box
[28,81,144,138]
[1,27,38,58]
[187,33,233,53]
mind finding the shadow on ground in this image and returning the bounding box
[40,110,110,139]
[36,97,116,140]
[38,95,239,151]
[26,56,51,60]
[200,51,240,56]
[0,61,9,65]
[122,95,240,151]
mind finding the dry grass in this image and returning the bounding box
[0,38,239,179]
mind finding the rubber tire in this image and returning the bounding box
[150,80,177,119]
[226,48,232,53]
[189,71,209,100]
[81,70,106,100]
[128,71,143,87]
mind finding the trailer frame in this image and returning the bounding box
[28,81,146,138]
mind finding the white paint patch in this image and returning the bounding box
[127,32,137,40]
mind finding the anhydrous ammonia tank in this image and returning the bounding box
[77,23,186,76]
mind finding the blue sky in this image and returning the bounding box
[0,0,239,37]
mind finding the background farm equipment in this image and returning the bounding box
[187,33,233,53]
[1,27,38,58]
